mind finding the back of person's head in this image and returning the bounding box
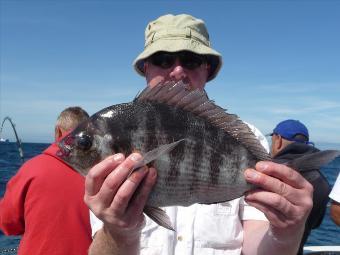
[269,119,314,156]
[133,13,222,82]
[270,119,311,143]
[55,106,89,141]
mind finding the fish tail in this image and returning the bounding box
[286,150,340,181]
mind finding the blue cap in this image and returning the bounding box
[270,119,313,144]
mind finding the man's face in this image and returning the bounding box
[144,51,210,90]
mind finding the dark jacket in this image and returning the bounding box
[274,142,331,255]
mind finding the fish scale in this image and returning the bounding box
[57,80,340,230]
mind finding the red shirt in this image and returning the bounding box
[0,143,92,254]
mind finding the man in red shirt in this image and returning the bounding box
[0,106,92,254]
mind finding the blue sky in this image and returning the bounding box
[1,1,339,145]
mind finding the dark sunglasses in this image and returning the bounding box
[148,51,206,70]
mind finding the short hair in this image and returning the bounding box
[55,106,89,132]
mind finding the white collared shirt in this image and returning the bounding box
[330,174,340,202]
[90,198,267,255]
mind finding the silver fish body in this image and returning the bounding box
[58,81,270,208]
[57,81,340,230]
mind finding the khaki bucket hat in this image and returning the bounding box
[133,14,222,82]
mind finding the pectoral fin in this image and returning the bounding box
[131,139,185,171]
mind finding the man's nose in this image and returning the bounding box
[169,60,187,80]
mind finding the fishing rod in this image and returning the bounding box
[0,116,25,162]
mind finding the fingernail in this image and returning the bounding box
[245,169,258,180]
[113,153,124,161]
[130,153,142,162]
[257,162,268,171]
[150,168,157,178]
[244,194,250,201]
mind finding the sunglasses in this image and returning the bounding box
[148,51,207,70]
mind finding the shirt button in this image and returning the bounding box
[177,235,183,241]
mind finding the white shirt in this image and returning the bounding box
[90,198,267,255]
[90,123,269,255]
[330,173,340,203]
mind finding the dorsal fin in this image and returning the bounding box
[135,81,270,161]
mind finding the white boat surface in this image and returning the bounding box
[304,245,340,254]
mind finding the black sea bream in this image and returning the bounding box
[57,81,340,230]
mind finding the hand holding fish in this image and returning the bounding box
[84,152,157,253]
[243,161,313,254]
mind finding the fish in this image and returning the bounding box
[57,81,340,230]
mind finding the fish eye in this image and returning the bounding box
[76,134,92,151]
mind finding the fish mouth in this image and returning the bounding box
[56,143,72,158]
[56,136,74,158]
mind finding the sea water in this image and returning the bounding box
[1,142,340,252]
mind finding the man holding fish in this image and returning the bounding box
[68,14,318,254]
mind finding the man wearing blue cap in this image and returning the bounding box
[270,119,314,156]
[269,119,331,255]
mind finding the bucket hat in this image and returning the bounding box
[133,14,222,82]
